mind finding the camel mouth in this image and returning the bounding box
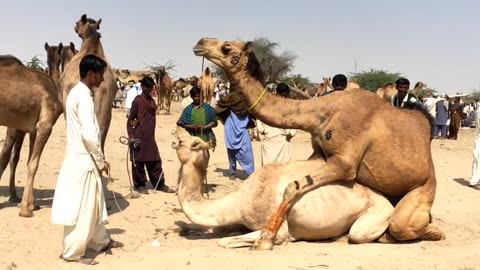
[193,46,207,56]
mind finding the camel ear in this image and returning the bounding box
[81,14,87,24]
[44,42,49,51]
[243,41,254,52]
[57,42,63,55]
[70,42,76,53]
[97,18,102,29]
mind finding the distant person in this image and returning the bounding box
[125,80,142,118]
[433,95,449,139]
[257,83,297,165]
[448,97,462,140]
[470,107,480,190]
[391,78,418,108]
[321,74,347,96]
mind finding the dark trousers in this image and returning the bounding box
[132,160,165,190]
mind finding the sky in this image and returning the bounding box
[2,0,479,95]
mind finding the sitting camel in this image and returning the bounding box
[173,128,393,248]
[193,38,444,250]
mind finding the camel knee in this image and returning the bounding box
[283,180,304,201]
[388,215,429,241]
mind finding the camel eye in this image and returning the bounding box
[221,45,231,55]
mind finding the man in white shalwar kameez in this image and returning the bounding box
[469,107,480,190]
[51,54,123,265]
[256,83,297,166]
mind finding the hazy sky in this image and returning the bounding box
[2,0,479,94]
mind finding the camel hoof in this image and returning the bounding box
[8,195,21,203]
[251,239,274,251]
[18,208,34,218]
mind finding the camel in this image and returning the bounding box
[377,81,426,103]
[154,66,173,114]
[59,42,78,73]
[198,67,215,103]
[173,127,393,248]
[114,69,153,85]
[0,55,63,217]
[172,78,189,101]
[60,14,117,150]
[193,38,445,250]
[44,42,63,83]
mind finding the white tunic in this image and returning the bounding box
[51,81,108,226]
[256,120,297,166]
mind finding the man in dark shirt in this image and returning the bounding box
[127,76,174,194]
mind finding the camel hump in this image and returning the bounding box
[0,55,24,67]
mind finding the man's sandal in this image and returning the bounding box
[100,239,124,251]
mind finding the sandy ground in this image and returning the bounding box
[1,101,480,270]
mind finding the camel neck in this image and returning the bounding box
[230,73,330,131]
[177,162,241,227]
[80,33,105,58]
[48,64,61,84]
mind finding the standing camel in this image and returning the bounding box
[0,55,63,217]
[0,41,63,213]
[60,14,116,150]
[60,42,77,73]
[155,66,173,114]
[193,38,444,249]
[198,67,215,103]
[174,128,393,248]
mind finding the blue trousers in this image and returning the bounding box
[227,148,255,176]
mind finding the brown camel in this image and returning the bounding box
[198,67,215,103]
[0,55,63,217]
[114,69,153,85]
[60,42,78,73]
[193,38,444,250]
[154,66,173,114]
[45,42,63,83]
[172,78,188,101]
[60,14,117,150]
[174,128,393,248]
[0,41,63,212]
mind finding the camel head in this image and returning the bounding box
[44,42,63,67]
[75,14,102,40]
[193,38,264,84]
[172,128,212,167]
[59,42,77,72]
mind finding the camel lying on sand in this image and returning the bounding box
[193,38,444,250]
[173,128,393,249]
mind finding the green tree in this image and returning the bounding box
[281,73,312,89]
[24,55,45,71]
[145,59,177,81]
[467,89,480,102]
[211,37,297,84]
[349,69,402,92]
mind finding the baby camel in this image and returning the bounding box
[173,128,393,249]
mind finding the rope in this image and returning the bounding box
[247,87,268,111]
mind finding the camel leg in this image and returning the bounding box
[0,129,18,201]
[252,158,356,250]
[165,92,171,114]
[8,131,27,203]
[348,198,394,244]
[19,122,53,217]
[218,230,263,249]
[219,223,290,249]
[387,175,445,241]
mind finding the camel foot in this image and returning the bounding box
[8,195,21,203]
[377,231,398,243]
[18,208,34,218]
[250,230,275,251]
[418,224,446,241]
